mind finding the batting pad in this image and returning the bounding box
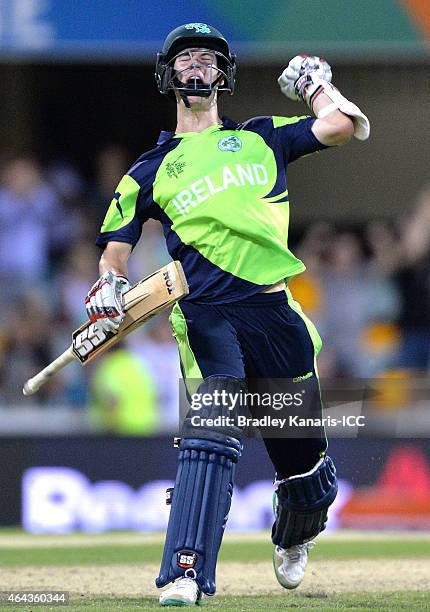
[272,455,338,548]
[156,436,242,595]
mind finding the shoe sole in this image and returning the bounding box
[160,594,204,607]
[272,547,302,590]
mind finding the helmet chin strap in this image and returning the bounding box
[176,82,220,109]
[180,90,192,109]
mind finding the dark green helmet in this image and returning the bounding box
[155,23,236,100]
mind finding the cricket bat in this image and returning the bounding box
[22,261,188,396]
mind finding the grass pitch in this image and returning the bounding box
[0,530,428,611]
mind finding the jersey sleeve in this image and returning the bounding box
[95,173,154,250]
[272,115,328,163]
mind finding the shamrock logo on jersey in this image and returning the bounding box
[218,135,242,152]
[185,23,211,34]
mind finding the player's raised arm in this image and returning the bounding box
[278,55,370,146]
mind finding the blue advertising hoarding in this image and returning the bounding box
[0,436,428,530]
[0,0,427,61]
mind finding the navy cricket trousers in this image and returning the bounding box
[170,287,327,478]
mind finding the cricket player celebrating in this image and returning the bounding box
[85,23,369,606]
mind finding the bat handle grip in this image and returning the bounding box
[22,346,75,396]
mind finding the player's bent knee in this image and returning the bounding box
[272,455,338,548]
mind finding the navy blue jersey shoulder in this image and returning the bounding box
[95,139,181,250]
[237,115,327,163]
[128,139,180,189]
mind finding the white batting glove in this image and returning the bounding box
[85,271,130,334]
[278,54,332,102]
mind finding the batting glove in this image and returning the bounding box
[278,54,332,102]
[85,271,130,334]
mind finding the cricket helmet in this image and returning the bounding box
[155,23,236,100]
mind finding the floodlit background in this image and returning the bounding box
[0,0,429,532]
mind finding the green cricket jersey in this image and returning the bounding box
[96,115,328,303]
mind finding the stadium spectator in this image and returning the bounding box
[0,290,60,405]
[89,346,158,435]
[89,144,131,226]
[0,154,74,294]
[393,185,430,371]
[299,229,400,377]
[57,241,100,326]
[127,314,182,430]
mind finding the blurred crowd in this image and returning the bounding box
[0,148,429,434]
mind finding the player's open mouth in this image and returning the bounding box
[186,77,205,86]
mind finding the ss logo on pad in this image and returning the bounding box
[177,552,197,569]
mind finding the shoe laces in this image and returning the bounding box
[278,541,315,561]
[172,577,197,592]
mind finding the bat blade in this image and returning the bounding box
[22,261,189,394]
[72,260,189,364]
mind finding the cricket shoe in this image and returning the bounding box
[159,576,203,607]
[273,541,315,589]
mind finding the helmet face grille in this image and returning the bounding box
[155,24,236,98]
[166,49,231,95]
